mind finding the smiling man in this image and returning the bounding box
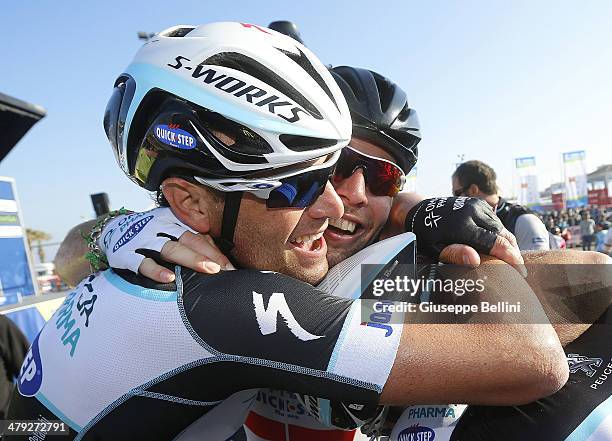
[51,63,566,441]
[52,59,548,436]
[7,23,569,441]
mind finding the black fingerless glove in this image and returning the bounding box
[405,197,503,257]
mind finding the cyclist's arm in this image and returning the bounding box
[384,195,523,266]
[381,258,568,406]
[380,192,424,240]
[519,250,612,346]
[181,263,567,407]
[54,213,229,287]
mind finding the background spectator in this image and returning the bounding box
[595,222,609,253]
[0,315,30,419]
[452,160,550,251]
[550,226,566,249]
[580,211,596,250]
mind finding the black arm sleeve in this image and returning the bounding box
[451,305,612,441]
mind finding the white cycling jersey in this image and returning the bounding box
[514,213,550,251]
[155,232,418,441]
[8,265,406,440]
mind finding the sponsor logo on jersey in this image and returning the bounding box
[425,198,447,212]
[361,301,393,336]
[590,358,612,390]
[452,197,469,211]
[54,291,82,357]
[112,215,153,253]
[422,198,446,229]
[18,335,43,397]
[398,424,435,441]
[52,275,98,357]
[407,406,456,419]
[167,56,311,123]
[102,227,115,250]
[567,353,603,378]
[253,291,324,341]
[255,390,306,419]
[424,212,442,228]
[154,124,196,149]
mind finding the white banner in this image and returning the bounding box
[403,166,417,193]
[563,150,588,208]
[514,157,539,207]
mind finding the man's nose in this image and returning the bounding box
[307,181,344,220]
[333,168,368,208]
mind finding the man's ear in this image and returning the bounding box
[161,177,211,233]
[466,184,480,197]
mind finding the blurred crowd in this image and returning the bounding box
[537,206,612,253]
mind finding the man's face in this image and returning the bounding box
[324,137,397,267]
[232,179,344,285]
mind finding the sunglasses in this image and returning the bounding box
[332,146,405,197]
[195,151,339,209]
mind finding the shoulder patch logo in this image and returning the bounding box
[18,335,43,397]
[253,291,324,341]
[567,353,603,377]
[398,424,436,441]
[112,215,153,253]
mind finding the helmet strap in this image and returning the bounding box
[214,192,243,262]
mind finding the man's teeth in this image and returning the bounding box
[292,231,324,245]
[330,218,356,233]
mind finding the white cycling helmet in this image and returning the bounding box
[103,21,351,191]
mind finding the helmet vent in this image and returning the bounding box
[279,134,337,152]
[372,72,394,113]
[197,109,274,155]
[274,47,339,112]
[204,52,323,120]
[162,27,195,38]
[396,103,411,122]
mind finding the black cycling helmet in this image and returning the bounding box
[331,66,421,174]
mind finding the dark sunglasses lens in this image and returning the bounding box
[334,148,403,197]
[266,168,331,209]
[333,148,359,181]
[368,162,403,196]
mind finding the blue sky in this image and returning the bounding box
[2,0,612,261]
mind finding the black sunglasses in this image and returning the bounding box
[333,146,405,197]
[195,158,337,209]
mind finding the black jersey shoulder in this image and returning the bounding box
[177,267,353,369]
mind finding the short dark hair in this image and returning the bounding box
[453,160,498,195]
[156,189,170,207]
